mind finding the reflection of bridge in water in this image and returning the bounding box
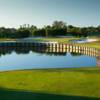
[0,42,100,66]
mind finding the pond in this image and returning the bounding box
[0,46,98,72]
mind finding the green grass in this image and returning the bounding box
[0,38,17,41]
[32,37,100,50]
[0,37,100,50]
[82,41,100,50]
[0,68,100,99]
[0,37,100,99]
[32,37,79,43]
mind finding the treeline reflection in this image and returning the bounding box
[0,46,84,57]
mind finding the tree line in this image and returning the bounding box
[0,21,100,38]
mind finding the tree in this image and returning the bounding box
[52,21,67,29]
[80,27,88,37]
[17,30,30,38]
[86,26,97,36]
[30,25,37,36]
[67,25,74,33]
[44,25,52,37]
[97,26,100,32]
[67,25,82,36]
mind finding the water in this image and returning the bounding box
[0,47,97,71]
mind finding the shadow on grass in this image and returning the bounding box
[0,88,100,100]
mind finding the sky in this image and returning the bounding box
[0,0,100,28]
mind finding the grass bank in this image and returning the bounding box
[0,68,100,99]
[32,37,79,43]
[0,38,17,41]
[32,37,100,50]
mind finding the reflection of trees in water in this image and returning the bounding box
[15,48,30,54]
[70,52,82,56]
[0,46,67,56]
[0,47,33,56]
[0,48,12,57]
[0,46,95,57]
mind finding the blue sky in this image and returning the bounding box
[0,0,100,28]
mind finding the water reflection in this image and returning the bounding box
[0,46,82,56]
[0,46,98,56]
[0,46,99,71]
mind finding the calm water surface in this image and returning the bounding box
[0,47,96,71]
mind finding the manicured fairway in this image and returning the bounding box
[0,68,100,100]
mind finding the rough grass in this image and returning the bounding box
[0,68,100,98]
